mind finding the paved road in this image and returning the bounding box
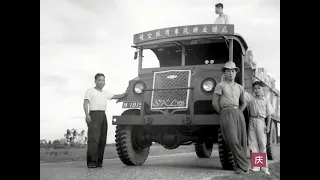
[40,146,280,180]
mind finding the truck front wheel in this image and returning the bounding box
[218,128,234,170]
[115,125,150,166]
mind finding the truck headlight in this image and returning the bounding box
[201,78,216,93]
[134,82,145,94]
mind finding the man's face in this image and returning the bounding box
[215,7,222,14]
[224,69,237,81]
[253,85,264,97]
[95,75,105,89]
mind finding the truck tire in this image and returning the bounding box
[195,141,213,158]
[218,128,234,170]
[115,125,150,166]
[267,121,277,160]
[115,110,150,166]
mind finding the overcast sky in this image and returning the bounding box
[40,0,280,143]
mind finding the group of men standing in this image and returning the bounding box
[213,3,273,175]
[213,61,272,175]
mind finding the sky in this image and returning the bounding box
[40,0,280,143]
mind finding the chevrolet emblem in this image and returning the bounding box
[167,75,177,79]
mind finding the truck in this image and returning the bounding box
[112,24,280,170]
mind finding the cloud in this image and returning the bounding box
[258,0,280,9]
[40,74,68,87]
[40,0,110,45]
[40,74,73,98]
[69,116,85,119]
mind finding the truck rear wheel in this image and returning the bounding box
[195,141,213,158]
[218,128,234,170]
[267,121,277,160]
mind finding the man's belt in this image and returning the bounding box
[250,115,265,119]
[221,106,239,110]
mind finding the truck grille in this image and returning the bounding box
[151,70,191,109]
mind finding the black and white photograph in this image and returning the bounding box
[40,0,280,179]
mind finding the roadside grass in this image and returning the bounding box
[40,144,200,163]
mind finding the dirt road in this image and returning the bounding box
[40,145,280,180]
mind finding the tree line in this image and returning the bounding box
[40,128,87,149]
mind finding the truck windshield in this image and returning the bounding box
[185,42,229,65]
[142,45,181,69]
[141,39,229,69]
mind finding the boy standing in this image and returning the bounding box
[247,81,273,175]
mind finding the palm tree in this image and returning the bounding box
[71,128,78,145]
[78,130,85,144]
[64,129,72,144]
[48,140,52,148]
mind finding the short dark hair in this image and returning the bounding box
[253,81,265,88]
[215,3,223,8]
[94,73,105,80]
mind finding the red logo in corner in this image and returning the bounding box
[252,152,266,167]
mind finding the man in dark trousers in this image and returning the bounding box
[212,61,249,174]
[83,73,127,168]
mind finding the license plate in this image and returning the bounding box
[122,102,142,109]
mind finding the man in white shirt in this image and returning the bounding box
[214,3,230,24]
[83,73,127,168]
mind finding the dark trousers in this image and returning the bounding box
[87,111,108,166]
[220,108,249,171]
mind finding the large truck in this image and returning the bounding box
[112,24,280,170]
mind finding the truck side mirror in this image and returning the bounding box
[134,51,138,60]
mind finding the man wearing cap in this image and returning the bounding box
[214,3,230,24]
[212,61,249,174]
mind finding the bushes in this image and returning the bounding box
[41,128,87,149]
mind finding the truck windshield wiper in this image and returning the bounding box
[221,35,229,48]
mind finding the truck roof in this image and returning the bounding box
[133,24,248,51]
[133,24,279,96]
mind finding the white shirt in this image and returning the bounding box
[214,14,230,24]
[84,88,114,111]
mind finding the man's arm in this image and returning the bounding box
[239,87,247,112]
[212,83,222,114]
[266,114,271,133]
[111,93,127,100]
[110,87,129,100]
[83,89,91,117]
[265,100,274,133]
[212,94,221,114]
[83,99,90,117]
[225,14,230,24]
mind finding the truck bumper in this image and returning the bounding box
[112,114,220,125]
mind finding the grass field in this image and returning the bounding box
[40,144,199,163]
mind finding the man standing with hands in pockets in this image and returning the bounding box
[83,73,127,168]
[212,61,249,174]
